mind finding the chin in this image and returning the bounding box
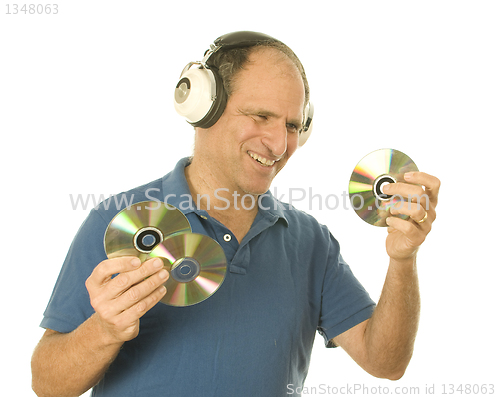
[243,188,269,196]
[241,182,271,196]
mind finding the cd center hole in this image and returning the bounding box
[142,234,157,247]
[374,175,397,201]
[180,265,191,275]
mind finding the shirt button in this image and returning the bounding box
[223,234,232,242]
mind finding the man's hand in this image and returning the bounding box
[85,256,168,344]
[383,171,440,262]
[332,172,439,379]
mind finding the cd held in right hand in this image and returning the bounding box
[85,256,168,344]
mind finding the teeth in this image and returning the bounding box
[249,152,277,166]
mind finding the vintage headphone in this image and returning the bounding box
[174,31,313,146]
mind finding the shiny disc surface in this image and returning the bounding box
[348,148,419,226]
[148,233,227,307]
[104,201,191,262]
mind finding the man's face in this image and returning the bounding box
[196,47,306,196]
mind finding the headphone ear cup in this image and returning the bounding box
[298,102,314,147]
[174,65,227,129]
[174,66,216,125]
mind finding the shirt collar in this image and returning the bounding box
[161,157,196,214]
[162,157,289,226]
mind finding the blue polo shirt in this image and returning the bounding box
[41,157,375,397]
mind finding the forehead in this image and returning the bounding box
[230,47,306,114]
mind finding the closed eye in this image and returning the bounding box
[286,123,299,133]
[243,108,301,133]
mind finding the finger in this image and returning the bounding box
[382,182,426,203]
[106,258,166,299]
[129,284,168,317]
[404,171,441,205]
[115,264,169,310]
[87,257,164,308]
[87,256,141,289]
[386,216,426,246]
[107,284,167,341]
[383,181,434,214]
[389,201,429,225]
[92,260,169,320]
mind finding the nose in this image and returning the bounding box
[261,123,287,158]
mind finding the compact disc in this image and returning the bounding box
[348,148,419,226]
[104,201,191,262]
[148,233,227,307]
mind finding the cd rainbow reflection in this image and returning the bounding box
[104,201,191,261]
[149,233,227,307]
[348,149,419,227]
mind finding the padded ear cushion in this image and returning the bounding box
[191,66,227,129]
[174,65,227,129]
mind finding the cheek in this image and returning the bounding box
[286,134,299,157]
[207,118,250,155]
[220,115,256,144]
[235,117,260,141]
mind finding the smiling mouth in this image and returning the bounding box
[248,152,279,167]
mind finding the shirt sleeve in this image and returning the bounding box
[40,209,108,333]
[317,233,376,347]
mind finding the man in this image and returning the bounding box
[31,32,440,396]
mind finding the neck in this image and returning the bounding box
[185,158,259,242]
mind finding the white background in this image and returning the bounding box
[1,1,498,395]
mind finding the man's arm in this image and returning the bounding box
[333,256,420,379]
[31,257,168,397]
[333,172,440,380]
[31,316,123,397]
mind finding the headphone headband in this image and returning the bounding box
[214,31,277,49]
[203,31,279,66]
